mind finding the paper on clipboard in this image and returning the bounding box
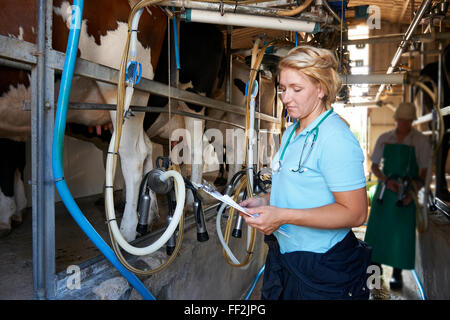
[193,181,290,238]
[193,182,255,217]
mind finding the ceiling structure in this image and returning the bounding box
[217,0,450,50]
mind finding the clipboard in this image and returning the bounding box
[192,181,290,238]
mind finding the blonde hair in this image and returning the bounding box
[278,45,342,107]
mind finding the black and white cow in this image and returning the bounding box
[145,21,226,202]
[205,54,283,186]
[0,0,167,241]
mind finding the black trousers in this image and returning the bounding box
[261,231,372,300]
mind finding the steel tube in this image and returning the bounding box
[159,0,329,22]
[375,0,433,101]
[341,73,405,85]
[32,0,55,300]
[182,9,319,33]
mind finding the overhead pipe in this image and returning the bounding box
[341,73,405,85]
[181,9,320,33]
[160,0,330,22]
[52,0,155,300]
[375,0,433,101]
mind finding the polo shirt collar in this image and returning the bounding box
[294,108,334,139]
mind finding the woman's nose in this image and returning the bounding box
[281,91,290,104]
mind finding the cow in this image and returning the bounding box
[206,54,283,187]
[145,21,225,204]
[0,0,167,241]
[414,44,450,200]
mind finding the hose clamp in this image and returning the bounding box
[125,61,142,85]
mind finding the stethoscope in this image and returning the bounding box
[273,108,333,174]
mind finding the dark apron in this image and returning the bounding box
[364,143,419,270]
[261,232,371,300]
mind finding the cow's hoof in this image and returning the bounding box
[11,215,23,228]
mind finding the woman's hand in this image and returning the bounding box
[239,195,269,209]
[239,206,283,235]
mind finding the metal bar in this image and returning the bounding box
[341,73,405,85]
[0,37,281,123]
[23,101,246,128]
[159,0,330,22]
[375,0,433,101]
[413,106,450,125]
[434,197,450,219]
[32,0,55,300]
[0,57,32,71]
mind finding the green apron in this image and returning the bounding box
[364,143,419,270]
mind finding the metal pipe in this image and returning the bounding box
[160,0,330,22]
[344,31,450,45]
[323,0,341,24]
[226,26,232,105]
[182,9,319,33]
[375,0,433,101]
[32,0,56,300]
[341,73,405,85]
[23,101,247,128]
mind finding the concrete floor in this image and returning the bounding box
[0,188,425,301]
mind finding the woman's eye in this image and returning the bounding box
[294,88,302,92]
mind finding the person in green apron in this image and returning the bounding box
[364,102,431,290]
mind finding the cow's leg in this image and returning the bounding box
[110,111,157,242]
[11,169,27,226]
[0,139,25,237]
[142,133,159,229]
[0,191,15,238]
[184,116,204,205]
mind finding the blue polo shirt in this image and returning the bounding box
[271,110,366,254]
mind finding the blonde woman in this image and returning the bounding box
[240,46,371,300]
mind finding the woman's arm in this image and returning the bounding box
[240,187,367,235]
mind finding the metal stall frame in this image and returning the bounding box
[0,2,282,300]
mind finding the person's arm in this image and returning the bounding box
[371,162,400,192]
[240,187,367,235]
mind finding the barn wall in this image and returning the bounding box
[24,137,125,206]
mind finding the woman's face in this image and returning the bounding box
[279,68,324,122]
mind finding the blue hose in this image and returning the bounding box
[244,264,265,300]
[52,0,155,300]
[172,7,181,70]
[411,270,427,300]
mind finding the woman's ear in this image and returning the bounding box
[317,85,325,100]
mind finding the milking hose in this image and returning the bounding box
[105,134,185,256]
[106,0,185,257]
[52,0,155,300]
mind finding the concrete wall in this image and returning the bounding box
[55,216,266,300]
[416,212,450,299]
